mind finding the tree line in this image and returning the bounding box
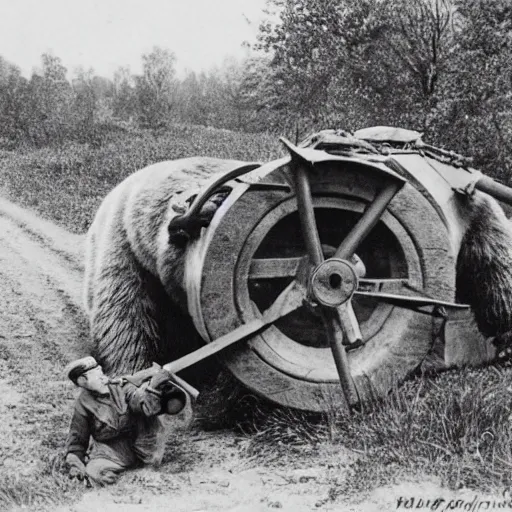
[1,0,511,178]
[0,48,268,148]
[256,0,512,178]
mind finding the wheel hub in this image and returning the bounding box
[309,258,358,307]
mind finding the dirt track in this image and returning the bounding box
[0,197,506,511]
[0,197,88,478]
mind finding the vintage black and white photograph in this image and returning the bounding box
[1,0,512,510]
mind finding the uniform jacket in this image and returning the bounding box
[65,380,163,467]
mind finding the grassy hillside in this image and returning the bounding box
[0,124,282,233]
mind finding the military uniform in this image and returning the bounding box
[64,357,186,486]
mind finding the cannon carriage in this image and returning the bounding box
[87,126,512,413]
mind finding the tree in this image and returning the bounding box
[175,71,212,126]
[136,47,177,128]
[0,58,30,145]
[112,66,137,122]
[256,0,459,135]
[26,53,73,145]
[71,67,98,139]
[428,0,512,179]
[255,0,512,183]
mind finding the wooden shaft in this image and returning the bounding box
[475,175,512,206]
[292,164,324,266]
[322,308,359,407]
[335,182,401,260]
[163,281,304,376]
[163,319,266,375]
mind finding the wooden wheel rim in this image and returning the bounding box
[196,162,455,411]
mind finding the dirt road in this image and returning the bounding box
[0,197,88,479]
[0,197,505,512]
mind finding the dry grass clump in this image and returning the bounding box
[239,406,330,467]
[0,454,86,511]
[246,363,512,493]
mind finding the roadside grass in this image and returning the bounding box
[0,124,282,233]
[0,455,86,512]
[245,363,512,496]
[0,340,86,512]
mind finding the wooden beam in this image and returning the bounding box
[163,280,305,375]
[249,257,301,279]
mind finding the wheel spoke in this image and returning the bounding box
[335,182,402,260]
[321,308,359,406]
[289,162,363,405]
[337,302,362,345]
[292,164,324,266]
[357,278,409,293]
[353,290,469,311]
[249,257,301,279]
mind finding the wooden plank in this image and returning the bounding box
[249,257,301,279]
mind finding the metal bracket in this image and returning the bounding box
[354,290,468,316]
[168,162,261,241]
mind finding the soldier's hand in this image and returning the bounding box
[69,465,86,481]
[66,453,86,481]
[149,368,171,391]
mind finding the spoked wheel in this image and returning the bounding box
[240,197,411,368]
[194,147,456,412]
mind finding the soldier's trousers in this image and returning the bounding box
[85,458,131,486]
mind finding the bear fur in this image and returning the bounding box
[456,191,512,347]
[84,157,248,375]
[85,156,512,378]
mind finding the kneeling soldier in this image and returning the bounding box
[64,356,187,486]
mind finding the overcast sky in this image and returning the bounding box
[0,0,269,77]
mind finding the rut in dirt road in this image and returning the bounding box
[0,198,93,477]
[0,197,90,362]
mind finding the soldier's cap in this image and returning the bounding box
[65,356,100,384]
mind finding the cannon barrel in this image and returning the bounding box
[475,175,512,207]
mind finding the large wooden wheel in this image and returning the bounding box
[187,152,457,412]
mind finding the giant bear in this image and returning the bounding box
[84,147,512,395]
